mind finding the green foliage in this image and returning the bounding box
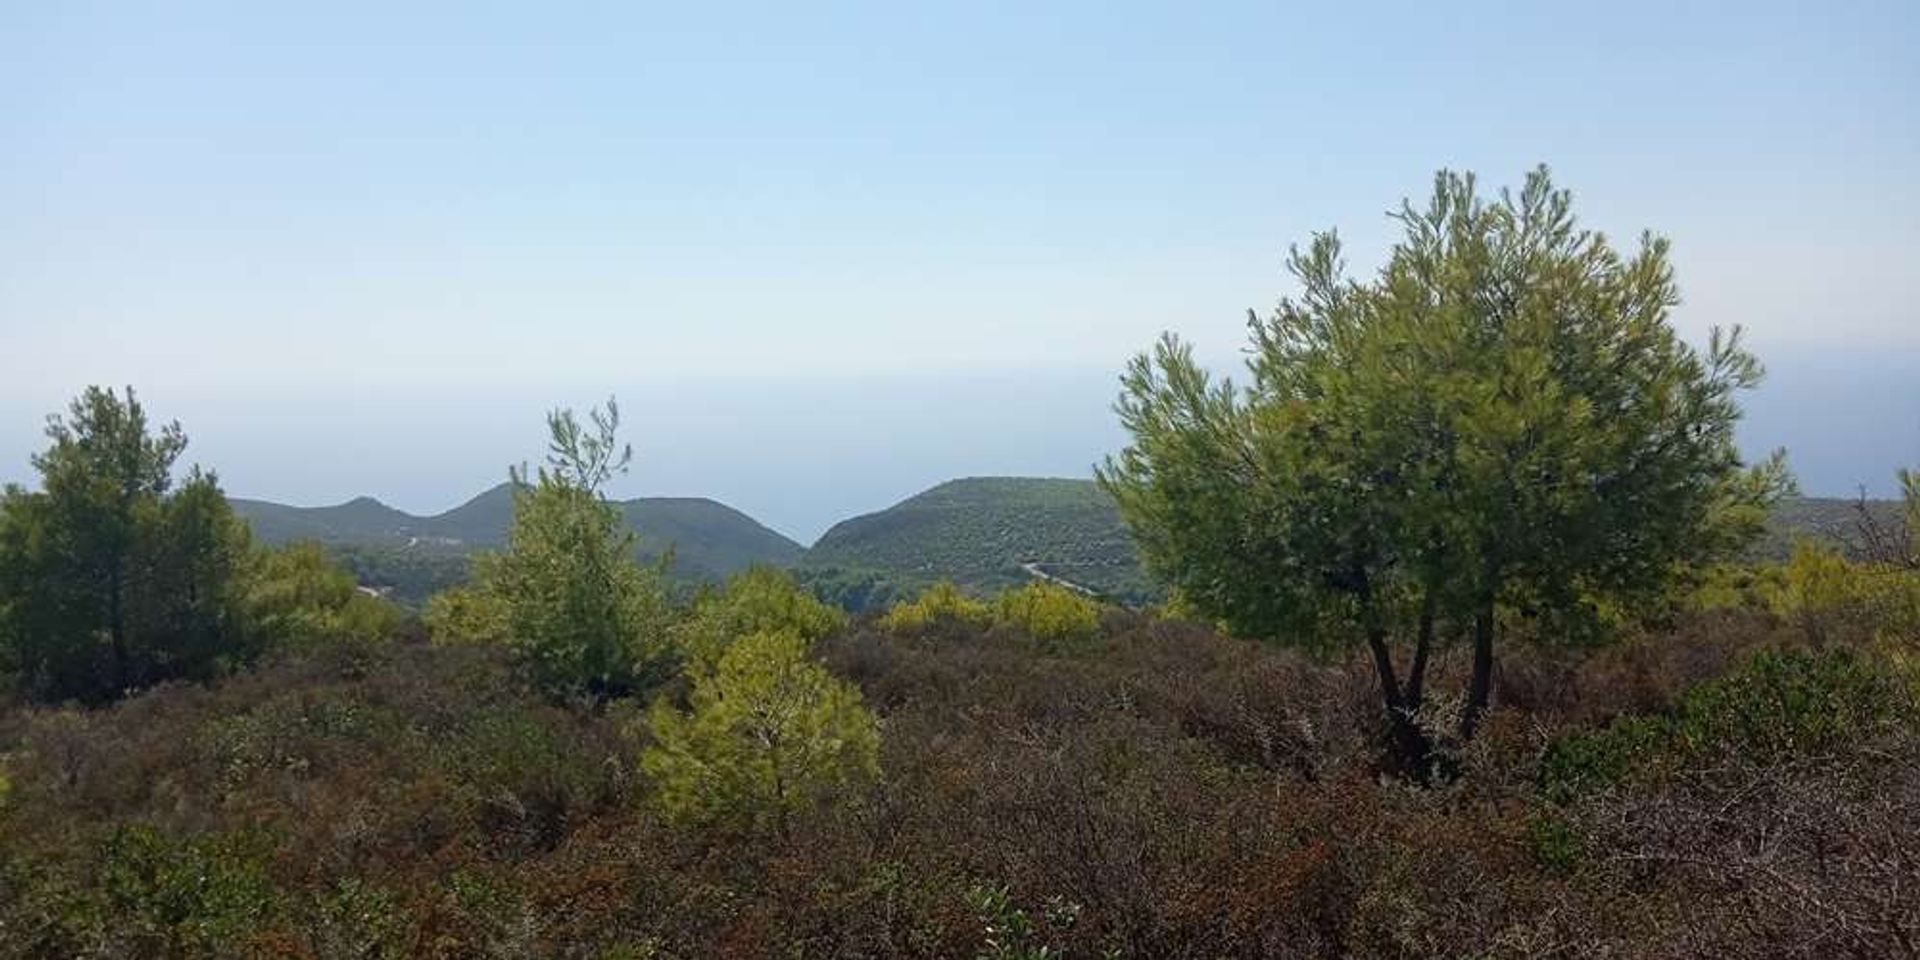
[1527,813,1585,874]
[327,542,472,608]
[1766,540,1920,641]
[674,565,845,671]
[444,399,677,702]
[1679,561,1784,612]
[804,477,1161,604]
[1536,714,1668,803]
[243,541,404,650]
[232,481,807,600]
[98,825,280,954]
[0,387,258,703]
[791,564,917,614]
[1099,167,1789,750]
[967,883,1089,960]
[993,582,1101,651]
[422,585,512,646]
[880,580,992,632]
[3,607,1917,956]
[643,628,879,833]
[1542,648,1912,801]
[1679,647,1911,755]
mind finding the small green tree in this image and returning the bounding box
[0,387,254,702]
[1859,467,1919,568]
[643,628,879,836]
[422,585,512,646]
[994,581,1101,651]
[878,581,991,632]
[1100,168,1788,772]
[673,565,845,672]
[457,399,673,702]
[244,541,403,649]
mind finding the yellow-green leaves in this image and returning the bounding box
[1769,541,1920,643]
[422,585,512,646]
[642,629,878,833]
[673,566,845,672]
[245,541,403,650]
[878,581,991,632]
[1098,167,1787,752]
[435,400,675,702]
[993,581,1101,650]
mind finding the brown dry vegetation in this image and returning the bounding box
[1,605,1914,960]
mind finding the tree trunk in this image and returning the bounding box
[1363,612,1434,780]
[1407,595,1434,709]
[1459,600,1495,741]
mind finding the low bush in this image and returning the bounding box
[1,609,1914,958]
[879,580,992,633]
[1766,541,1920,642]
[993,582,1101,651]
[673,565,846,671]
[1542,646,1914,800]
[643,628,879,835]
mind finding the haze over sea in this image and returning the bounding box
[4,1,1915,541]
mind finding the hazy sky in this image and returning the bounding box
[4,1,1916,541]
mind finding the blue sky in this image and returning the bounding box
[3,1,1916,540]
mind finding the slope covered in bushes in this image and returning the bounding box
[2,603,1913,958]
[803,477,1160,605]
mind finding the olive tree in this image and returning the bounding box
[1099,168,1789,773]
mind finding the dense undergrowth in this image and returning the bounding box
[2,599,1914,959]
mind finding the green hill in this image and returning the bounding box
[236,476,1900,610]
[798,478,1904,610]
[801,477,1160,604]
[232,483,804,603]
[1758,495,1905,561]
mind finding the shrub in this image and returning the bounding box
[1766,540,1920,642]
[993,582,1101,651]
[674,566,846,671]
[447,400,678,702]
[643,629,879,835]
[880,581,991,633]
[244,541,404,651]
[422,585,512,646]
[1542,647,1913,800]
[97,825,281,954]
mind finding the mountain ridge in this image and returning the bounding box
[232,482,805,588]
[233,477,1902,610]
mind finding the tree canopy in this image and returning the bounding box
[1099,167,1790,771]
[443,399,676,702]
[0,387,254,702]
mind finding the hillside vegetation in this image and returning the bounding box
[9,169,1918,960]
[233,483,804,603]
[803,477,1159,605]
[239,478,1897,612]
[799,477,1885,613]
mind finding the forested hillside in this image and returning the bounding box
[802,477,1159,604]
[6,166,1920,958]
[236,478,1897,611]
[232,482,804,603]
